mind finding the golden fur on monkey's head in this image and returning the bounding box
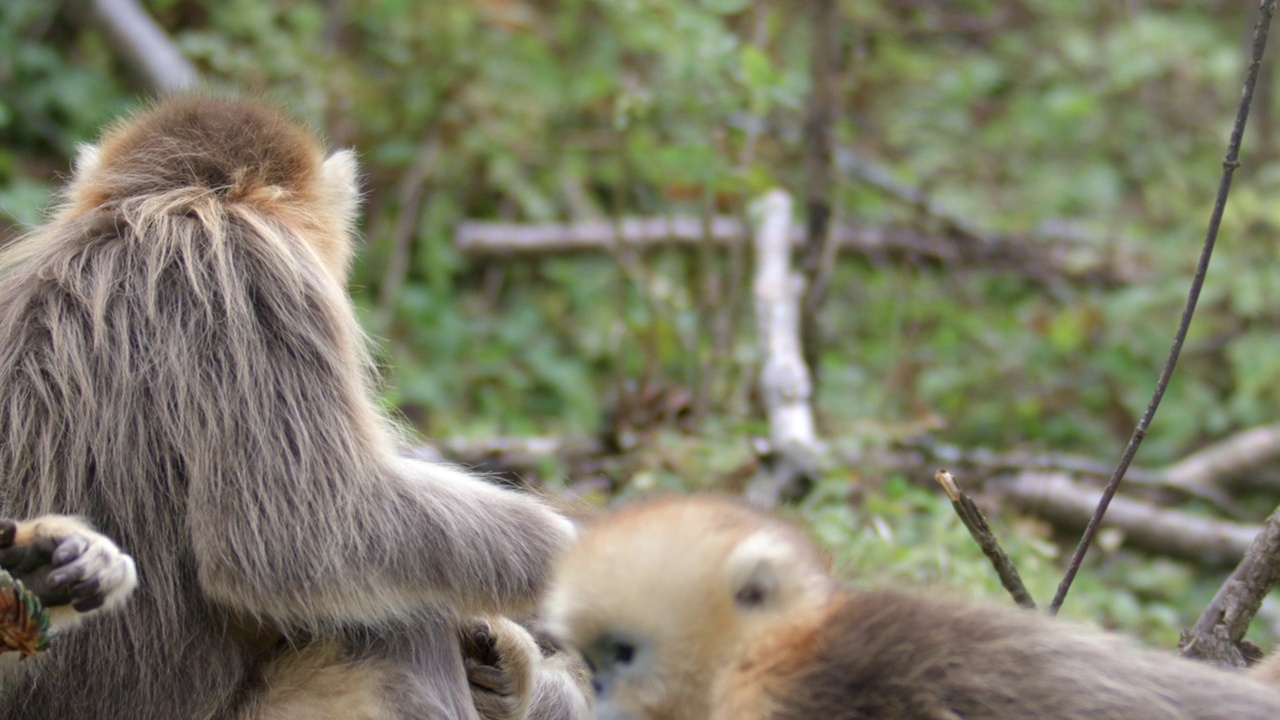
[76,97,321,205]
[542,495,835,720]
[58,95,361,280]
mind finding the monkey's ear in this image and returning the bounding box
[726,531,783,610]
[72,144,102,184]
[321,149,362,223]
[732,560,778,609]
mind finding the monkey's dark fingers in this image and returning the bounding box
[69,579,106,612]
[464,662,516,697]
[46,536,94,591]
[14,544,84,607]
[0,519,16,549]
[0,536,57,574]
[50,534,90,568]
[0,544,27,571]
[47,564,86,589]
[16,571,73,608]
[462,620,502,667]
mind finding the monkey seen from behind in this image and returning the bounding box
[0,95,589,720]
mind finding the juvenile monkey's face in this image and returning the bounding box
[542,496,833,720]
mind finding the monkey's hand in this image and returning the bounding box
[462,616,540,720]
[0,516,137,632]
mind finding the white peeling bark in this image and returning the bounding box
[746,190,820,508]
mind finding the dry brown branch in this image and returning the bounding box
[936,469,1036,609]
[453,217,1136,285]
[744,191,820,509]
[1002,472,1259,567]
[1181,504,1280,668]
[837,149,1010,257]
[79,0,198,93]
[374,132,441,329]
[893,436,1244,516]
[892,438,1159,483]
[799,0,840,388]
[835,148,1139,286]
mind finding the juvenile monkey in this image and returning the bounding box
[543,495,1280,720]
[0,96,587,719]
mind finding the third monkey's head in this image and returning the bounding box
[542,495,835,720]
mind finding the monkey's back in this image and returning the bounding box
[0,98,350,719]
[761,589,1280,720]
[0,216,266,718]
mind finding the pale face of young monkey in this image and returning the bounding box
[541,497,834,720]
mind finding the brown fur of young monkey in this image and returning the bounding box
[543,495,1280,720]
[0,96,588,719]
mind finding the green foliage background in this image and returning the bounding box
[4,0,1280,646]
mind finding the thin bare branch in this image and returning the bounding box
[799,0,840,388]
[1050,0,1277,615]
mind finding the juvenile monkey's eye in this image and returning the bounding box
[613,641,636,666]
[586,633,641,672]
[735,585,766,607]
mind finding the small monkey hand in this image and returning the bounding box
[0,516,137,623]
[463,616,540,720]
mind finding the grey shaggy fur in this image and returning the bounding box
[776,588,1280,720]
[0,97,574,719]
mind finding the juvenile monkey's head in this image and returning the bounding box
[64,96,360,281]
[542,495,834,720]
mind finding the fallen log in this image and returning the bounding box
[1000,471,1259,567]
[454,216,1138,285]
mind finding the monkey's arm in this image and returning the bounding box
[190,457,575,628]
[0,515,138,634]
